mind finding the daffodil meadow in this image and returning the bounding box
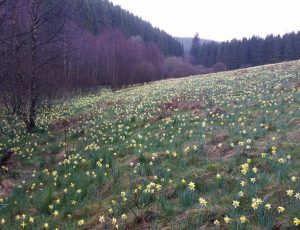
[0,60,300,229]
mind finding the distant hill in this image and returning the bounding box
[66,0,184,57]
[177,37,212,55]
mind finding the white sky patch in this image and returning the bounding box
[109,0,300,41]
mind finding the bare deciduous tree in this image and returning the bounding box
[0,0,67,132]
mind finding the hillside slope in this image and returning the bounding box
[0,61,300,229]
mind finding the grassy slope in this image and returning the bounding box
[0,60,300,229]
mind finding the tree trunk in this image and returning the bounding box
[12,0,25,118]
[27,0,38,132]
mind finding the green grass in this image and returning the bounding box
[0,60,300,229]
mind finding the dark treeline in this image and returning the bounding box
[72,0,184,57]
[0,0,192,132]
[177,36,211,55]
[190,32,300,70]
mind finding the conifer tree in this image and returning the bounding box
[190,33,201,64]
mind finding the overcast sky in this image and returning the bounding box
[109,0,300,41]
